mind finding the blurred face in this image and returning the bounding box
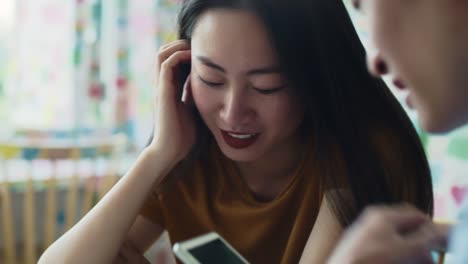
[190,9,304,162]
[354,0,468,133]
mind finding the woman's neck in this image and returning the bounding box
[235,135,307,202]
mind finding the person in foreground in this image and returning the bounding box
[328,0,468,263]
[39,0,433,263]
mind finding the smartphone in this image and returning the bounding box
[172,232,250,264]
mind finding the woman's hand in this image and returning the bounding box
[148,40,196,167]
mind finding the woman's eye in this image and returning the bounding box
[198,76,224,87]
[253,86,286,95]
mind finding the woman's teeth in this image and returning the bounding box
[228,133,256,139]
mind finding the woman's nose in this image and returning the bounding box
[220,88,255,129]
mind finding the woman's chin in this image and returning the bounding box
[217,142,261,162]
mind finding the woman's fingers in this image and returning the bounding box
[157,40,190,69]
[158,39,189,53]
[158,50,192,101]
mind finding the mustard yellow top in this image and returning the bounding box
[141,144,324,264]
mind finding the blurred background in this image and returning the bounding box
[0,0,181,263]
[0,0,467,263]
[0,0,181,148]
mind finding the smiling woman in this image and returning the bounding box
[38,1,433,264]
[142,0,433,262]
[189,9,304,164]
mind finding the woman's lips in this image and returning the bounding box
[220,130,260,149]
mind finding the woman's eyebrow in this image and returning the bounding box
[246,66,281,76]
[196,56,225,73]
[196,55,280,76]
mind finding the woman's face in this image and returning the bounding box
[355,0,468,133]
[190,9,304,162]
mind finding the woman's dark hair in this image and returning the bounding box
[171,0,433,226]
